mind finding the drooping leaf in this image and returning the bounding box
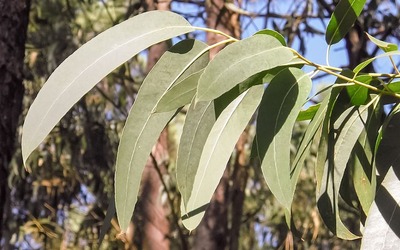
[361,167,400,249]
[177,99,216,210]
[182,85,264,230]
[353,51,400,74]
[296,104,321,121]
[325,0,367,45]
[292,87,339,195]
[317,106,367,240]
[255,29,287,46]
[256,68,311,211]
[346,75,372,105]
[115,39,208,232]
[351,100,381,215]
[366,32,398,52]
[22,11,194,164]
[196,34,293,101]
[155,69,205,113]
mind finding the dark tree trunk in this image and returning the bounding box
[0,0,30,246]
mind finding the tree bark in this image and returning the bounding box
[0,0,30,246]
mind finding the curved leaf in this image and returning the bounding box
[346,75,372,105]
[255,29,287,46]
[155,69,205,113]
[115,39,208,232]
[256,68,312,210]
[177,99,216,210]
[351,101,381,215]
[354,51,400,74]
[22,11,194,164]
[318,106,367,240]
[325,0,366,45]
[182,85,264,230]
[366,32,398,52]
[196,34,293,101]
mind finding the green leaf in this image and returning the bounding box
[256,68,311,211]
[182,85,264,230]
[346,75,372,105]
[292,88,339,196]
[196,34,293,101]
[296,104,321,121]
[21,11,194,165]
[351,101,381,215]
[317,106,367,240]
[255,29,286,46]
[361,167,400,249]
[366,32,398,52]
[155,69,205,113]
[115,39,208,232]
[353,51,400,74]
[387,81,400,93]
[325,0,366,45]
[177,99,216,210]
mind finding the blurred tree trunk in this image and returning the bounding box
[0,0,30,246]
[192,1,243,249]
[125,0,174,249]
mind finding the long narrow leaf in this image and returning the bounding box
[177,99,216,210]
[196,35,293,101]
[115,40,208,232]
[22,11,194,164]
[317,106,367,239]
[325,0,366,45]
[256,68,311,211]
[182,85,264,230]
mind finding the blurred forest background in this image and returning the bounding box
[1,0,400,249]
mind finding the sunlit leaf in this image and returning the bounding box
[387,81,400,93]
[256,68,311,211]
[196,34,293,101]
[325,0,367,45]
[296,104,320,121]
[346,75,372,105]
[155,69,205,113]
[115,40,208,232]
[182,85,264,230]
[292,88,339,195]
[361,168,400,249]
[366,32,398,52]
[177,99,216,210]
[353,51,400,74]
[351,100,381,215]
[318,106,367,240]
[22,11,194,165]
[255,29,287,46]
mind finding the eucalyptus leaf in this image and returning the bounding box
[115,39,208,232]
[155,69,205,113]
[325,0,367,45]
[346,75,372,105]
[22,11,194,165]
[256,68,311,211]
[317,106,367,240]
[182,85,264,230]
[361,167,400,249]
[354,51,400,74]
[366,32,398,52]
[296,104,321,121]
[196,34,293,101]
[177,99,216,210]
[255,29,287,46]
[351,101,381,215]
